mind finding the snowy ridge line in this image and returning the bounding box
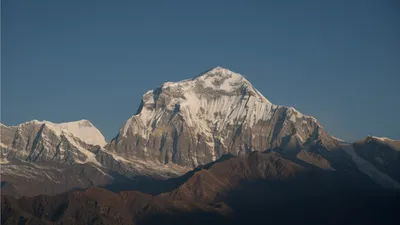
[121,67,324,139]
[332,136,347,143]
[1,119,107,147]
[367,136,394,142]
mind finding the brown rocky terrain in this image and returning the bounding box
[2,151,399,225]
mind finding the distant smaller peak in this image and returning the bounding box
[366,136,393,142]
[360,136,397,146]
[11,119,94,128]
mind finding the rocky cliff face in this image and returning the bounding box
[107,67,339,168]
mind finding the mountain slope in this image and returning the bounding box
[352,136,400,182]
[0,120,106,165]
[2,151,399,225]
[0,120,188,197]
[107,67,339,168]
[340,142,400,189]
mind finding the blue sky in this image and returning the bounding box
[2,0,399,141]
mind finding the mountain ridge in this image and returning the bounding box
[106,67,340,168]
[2,150,399,225]
[1,67,399,199]
[0,119,189,197]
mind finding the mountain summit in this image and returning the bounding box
[0,119,107,165]
[191,66,254,92]
[107,67,338,168]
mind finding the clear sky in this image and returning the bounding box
[2,0,399,142]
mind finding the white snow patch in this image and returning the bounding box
[370,136,393,142]
[44,120,107,146]
[341,143,400,189]
[199,69,248,92]
[62,133,101,166]
[99,148,189,178]
[192,149,199,167]
[106,150,130,163]
[332,136,347,143]
[289,114,297,123]
[3,119,107,147]
[296,134,304,142]
[93,166,111,177]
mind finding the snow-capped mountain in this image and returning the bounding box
[1,119,188,175]
[359,136,400,151]
[0,120,106,165]
[107,67,339,168]
[0,119,188,197]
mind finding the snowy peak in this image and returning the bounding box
[196,66,241,78]
[158,67,253,95]
[361,136,400,151]
[110,67,338,168]
[362,136,394,145]
[194,66,251,92]
[43,120,106,147]
[365,136,394,142]
[332,136,347,144]
[205,66,234,74]
[121,67,274,138]
[2,119,107,147]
